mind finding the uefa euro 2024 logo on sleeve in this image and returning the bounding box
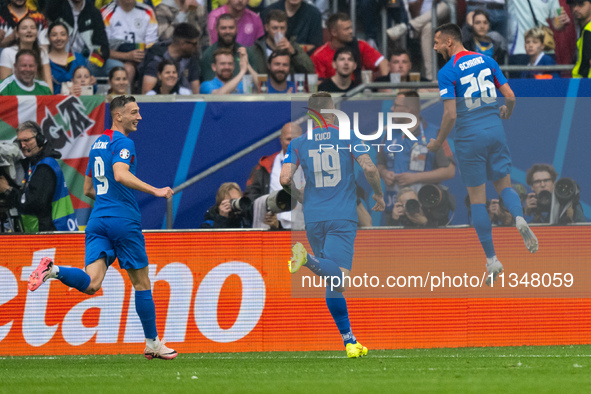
[306,108,418,153]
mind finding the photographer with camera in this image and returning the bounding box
[391,188,430,228]
[0,121,78,232]
[378,91,456,226]
[200,182,253,229]
[524,163,585,224]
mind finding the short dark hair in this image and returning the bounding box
[268,49,291,64]
[158,59,178,74]
[212,47,233,64]
[333,47,354,62]
[472,9,490,23]
[73,65,91,78]
[108,66,127,81]
[526,163,558,186]
[389,48,411,61]
[110,95,136,116]
[307,92,334,113]
[216,13,235,28]
[327,12,350,32]
[15,48,37,64]
[172,23,199,42]
[434,23,463,43]
[266,9,288,24]
[397,90,420,99]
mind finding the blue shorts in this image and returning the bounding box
[454,125,512,187]
[85,216,149,270]
[305,220,357,270]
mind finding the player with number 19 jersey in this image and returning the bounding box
[438,51,507,138]
[284,125,365,224]
[86,129,141,222]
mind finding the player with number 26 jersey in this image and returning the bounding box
[86,130,141,222]
[437,50,507,137]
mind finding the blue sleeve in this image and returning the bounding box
[85,157,91,177]
[200,81,213,94]
[488,57,507,87]
[438,67,456,99]
[349,132,367,159]
[112,138,135,166]
[284,140,299,165]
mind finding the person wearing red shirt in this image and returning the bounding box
[311,12,388,81]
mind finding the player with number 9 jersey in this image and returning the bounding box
[86,129,141,222]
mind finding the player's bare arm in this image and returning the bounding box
[84,175,96,200]
[498,83,516,120]
[280,162,303,203]
[113,162,173,198]
[397,163,456,186]
[428,99,457,152]
[356,153,385,211]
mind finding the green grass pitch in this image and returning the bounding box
[1,346,590,393]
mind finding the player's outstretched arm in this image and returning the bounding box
[113,162,173,198]
[428,99,457,152]
[356,154,385,211]
[84,175,96,200]
[498,83,516,120]
[280,162,303,203]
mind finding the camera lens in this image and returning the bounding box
[536,190,552,211]
[405,199,420,215]
[554,178,576,203]
[418,184,442,209]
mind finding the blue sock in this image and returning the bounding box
[135,289,158,340]
[325,288,356,346]
[57,266,90,293]
[471,203,496,258]
[500,187,524,219]
[304,253,343,283]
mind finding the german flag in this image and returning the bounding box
[89,50,104,68]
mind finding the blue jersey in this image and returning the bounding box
[438,51,507,137]
[86,129,141,222]
[284,125,365,223]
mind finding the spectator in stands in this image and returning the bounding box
[357,0,408,50]
[465,195,514,226]
[377,91,455,226]
[200,182,253,228]
[200,46,257,93]
[266,50,295,93]
[0,49,51,95]
[61,64,95,95]
[572,0,591,78]
[245,122,304,229]
[146,59,191,95]
[47,0,122,78]
[155,0,209,51]
[47,21,88,94]
[248,9,314,75]
[140,23,201,94]
[462,9,507,64]
[107,66,129,95]
[200,14,246,82]
[261,0,323,52]
[387,0,456,81]
[101,0,158,88]
[507,0,570,65]
[521,27,559,78]
[0,0,48,48]
[0,121,78,232]
[0,17,52,92]
[317,47,359,93]
[374,48,431,86]
[311,12,388,82]
[207,0,263,46]
[465,0,508,36]
[524,163,585,224]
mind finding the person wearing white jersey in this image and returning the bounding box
[102,0,158,85]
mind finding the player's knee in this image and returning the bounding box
[85,283,102,295]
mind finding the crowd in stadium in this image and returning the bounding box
[0,0,589,96]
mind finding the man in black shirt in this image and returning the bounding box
[318,47,359,93]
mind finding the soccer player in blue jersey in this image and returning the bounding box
[27,96,178,360]
[280,92,385,358]
[428,23,538,285]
